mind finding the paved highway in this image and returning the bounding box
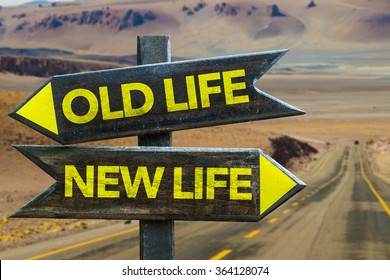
[1,142,389,260]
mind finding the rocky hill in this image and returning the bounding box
[0,55,122,77]
[270,135,318,168]
[8,2,301,33]
[14,7,158,32]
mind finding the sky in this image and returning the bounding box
[1,0,74,7]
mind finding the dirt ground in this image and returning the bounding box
[1,72,389,250]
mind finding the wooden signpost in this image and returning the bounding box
[137,36,173,260]
[12,145,305,222]
[10,35,306,260]
[9,47,303,144]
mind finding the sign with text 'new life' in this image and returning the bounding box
[12,145,305,222]
[10,50,303,144]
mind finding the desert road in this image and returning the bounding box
[1,142,389,260]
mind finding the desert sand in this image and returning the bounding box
[1,73,389,250]
[0,0,389,250]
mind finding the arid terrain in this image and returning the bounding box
[0,0,389,258]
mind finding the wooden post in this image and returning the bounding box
[137,35,174,260]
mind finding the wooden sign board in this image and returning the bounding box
[9,50,304,144]
[12,145,305,222]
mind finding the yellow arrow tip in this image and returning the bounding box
[260,154,303,215]
[16,82,58,135]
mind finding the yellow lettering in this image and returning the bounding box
[121,83,154,117]
[164,78,189,113]
[64,165,94,198]
[97,166,120,198]
[230,168,252,200]
[120,166,164,198]
[186,75,198,109]
[99,86,124,120]
[194,167,203,199]
[173,167,194,199]
[198,72,221,108]
[62,89,98,124]
[206,167,228,199]
[222,69,249,105]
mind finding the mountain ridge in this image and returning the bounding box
[0,0,388,63]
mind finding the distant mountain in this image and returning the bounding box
[22,1,51,6]
[0,0,388,59]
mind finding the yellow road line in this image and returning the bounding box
[315,156,346,191]
[268,218,278,224]
[209,249,232,260]
[359,149,390,218]
[26,227,139,260]
[283,209,290,214]
[306,149,333,180]
[290,149,348,209]
[245,230,260,239]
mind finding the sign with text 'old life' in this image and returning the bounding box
[9,50,303,144]
[12,145,305,222]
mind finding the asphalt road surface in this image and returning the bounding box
[1,142,389,260]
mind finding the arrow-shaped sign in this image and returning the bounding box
[12,145,305,222]
[9,50,304,144]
